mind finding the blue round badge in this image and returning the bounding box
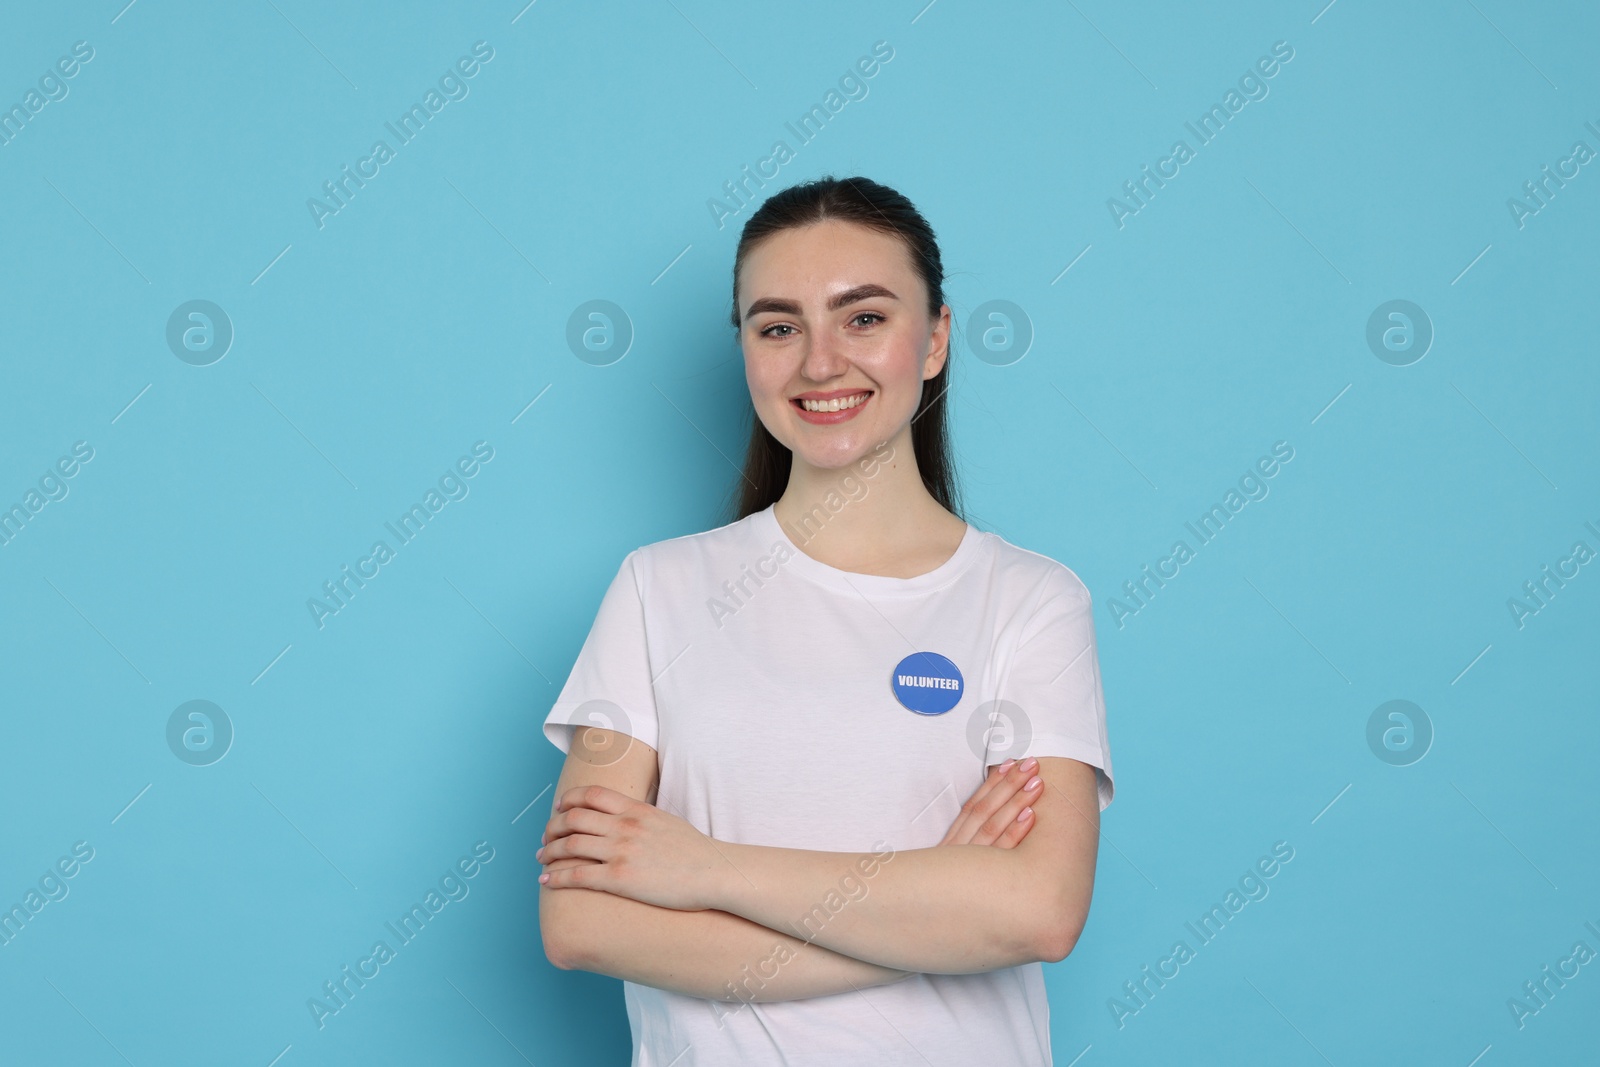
[891,652,964,715]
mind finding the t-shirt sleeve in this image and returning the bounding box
[996,567,1114,811]
[541,549,661,757]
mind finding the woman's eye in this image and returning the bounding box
[760,314,879,338]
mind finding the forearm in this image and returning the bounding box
[541,871,915,1003]
[714,841,1058,974]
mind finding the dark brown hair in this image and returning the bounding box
[722,175,962,524]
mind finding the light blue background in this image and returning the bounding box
[2,1,1596,1064]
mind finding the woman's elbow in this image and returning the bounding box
[1031,890,1090,964]
[541,920,577,970]
[540,893,588,971]
[1036,917,1083,964]
[543,930,579,971]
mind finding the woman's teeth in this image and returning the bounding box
[798,392,870,412]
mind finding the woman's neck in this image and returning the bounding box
[773,430,967,579]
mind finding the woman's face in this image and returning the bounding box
[737,218,950,472]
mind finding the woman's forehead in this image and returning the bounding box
[739,223,922,302]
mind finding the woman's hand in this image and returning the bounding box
[536,784,732,911]
[938,756,1042,848]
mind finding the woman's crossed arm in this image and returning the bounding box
[538,727,1056,1000]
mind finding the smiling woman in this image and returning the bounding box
[538,176,1114,1066]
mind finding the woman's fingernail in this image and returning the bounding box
[1025,776,1042,791]
[1021,757,1038,772]
[1018,808,1033,821]
[536,847,544,859]
[539,873,550,884]
[999,759,1016,772]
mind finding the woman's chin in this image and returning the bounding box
[790,437,880,471]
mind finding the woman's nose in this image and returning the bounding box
[800,332,848,379]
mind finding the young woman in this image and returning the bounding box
[537,176,1114,1065]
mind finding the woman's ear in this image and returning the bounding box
[925,304,953,378]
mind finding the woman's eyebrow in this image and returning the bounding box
[743,283,900,322]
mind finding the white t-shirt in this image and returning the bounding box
[543,503,1114,1066]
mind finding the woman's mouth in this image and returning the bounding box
[791,390,872,424]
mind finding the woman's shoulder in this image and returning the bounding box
[622,510,771,581]
[977,524,1093,604]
